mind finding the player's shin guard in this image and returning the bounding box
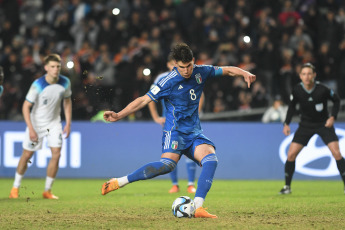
[336,158,345,184]
[195,154,218,199]
[127,158,176,183]
[285,160,295,186]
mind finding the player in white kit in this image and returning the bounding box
[9,54,72,199]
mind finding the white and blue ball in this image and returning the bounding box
[172,196,196,218]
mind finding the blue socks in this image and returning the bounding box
[128,158,176,183]
[169,158,196,185]
[170,167,178,185]
[186,159,196,184]
[195,154,218,199]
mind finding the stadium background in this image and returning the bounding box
[0,0,345,179]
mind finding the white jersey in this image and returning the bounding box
[25,75,71,128]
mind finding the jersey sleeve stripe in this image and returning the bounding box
[158,71,177,87]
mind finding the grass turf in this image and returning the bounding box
[1,178,345,229]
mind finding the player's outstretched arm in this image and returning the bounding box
[221,66,256,88]
[104,95,152,122]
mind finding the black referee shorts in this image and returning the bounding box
[292,125,339,146]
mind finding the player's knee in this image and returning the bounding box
[51,152,61,160]
[23,150,34,159]
[160,158,177,173]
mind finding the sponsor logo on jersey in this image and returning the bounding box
[195,73,202,84]
[178,85,183,90]
[279,128,345,177]
[171,141,178,150]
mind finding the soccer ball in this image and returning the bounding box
[171,196,196,218]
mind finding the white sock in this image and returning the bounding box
[117,176,129,188]
[45,176,55,191]
[194,197,204,209]
[13,172,23,188]
[187,182,194,186]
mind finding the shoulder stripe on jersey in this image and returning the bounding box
[158,71,177,87]
[58,75,71,89]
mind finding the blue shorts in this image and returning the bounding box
[162,130,215,164]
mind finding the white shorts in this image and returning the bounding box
[22,123,63,151]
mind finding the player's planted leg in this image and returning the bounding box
[102,158,176,195]
[194,154,218,218]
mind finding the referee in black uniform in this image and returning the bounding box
[279,63,345,194]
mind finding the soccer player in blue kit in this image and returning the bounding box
[148,54,205,194]
[101,43,256,218]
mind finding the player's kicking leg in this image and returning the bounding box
[101,158,177,195]
[102,178,120,195]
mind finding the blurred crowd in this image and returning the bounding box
[0,0,344,121]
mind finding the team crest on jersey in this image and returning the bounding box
[195,73,202,84]
[171,141,178,150]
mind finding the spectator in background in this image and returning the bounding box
[0,66,4,97]
[0,0,345,121]
[338,38,345,99]
[288,26,313,52]
[262,96,287,123]
[316,41,337,92]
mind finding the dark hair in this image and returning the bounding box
[44,54,61,65]
[171,43,193,63]
[301,62,315,73]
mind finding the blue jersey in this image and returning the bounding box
[147,65,222,135]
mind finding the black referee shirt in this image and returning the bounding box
[284,82,340,128]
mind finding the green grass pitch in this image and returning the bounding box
[1,178,345,229]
